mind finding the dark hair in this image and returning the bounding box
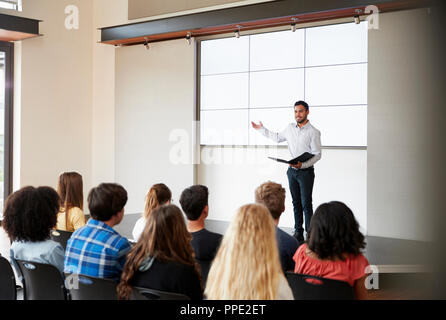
[179,185,209,221]
[307,201,365,261]
[87,183,128,221]
[117,204,201,300]
[294,100,309,111]
[3,186,60,242]
[255,181,286,220]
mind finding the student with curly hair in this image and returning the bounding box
[293,201,370,299]
[56,172,86,232]
[118,204,202,300]
[3,186,65,273]
[205,204,293,300]
[132,183,171,241]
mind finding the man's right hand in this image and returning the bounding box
[251,121,263,130]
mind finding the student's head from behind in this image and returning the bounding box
[118,204,199,300]
[3,186,60,242]
[57,171,84,210]
[308,201,366,261]
[255,181,286,223]
[205,203,281,300]
[294,100,310,124]
[143,183,172,220]
[179,185,209,221]
[88,183,127,225]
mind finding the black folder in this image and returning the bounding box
[268,152,314,165]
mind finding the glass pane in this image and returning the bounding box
[250,68,304,108]
[250,29,305,71]
[306,21,368,67]
[309,106,367,147]
[249,108,292,146]
[200,110,249,145]
[0,51,5,213]
[201,73,249,110]
[201,36,249,75]
[305,63,367,106]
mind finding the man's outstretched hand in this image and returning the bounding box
[251,121,263,130]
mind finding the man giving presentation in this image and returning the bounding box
[251,100,322,243]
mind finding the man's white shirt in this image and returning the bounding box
[259,121,322,169]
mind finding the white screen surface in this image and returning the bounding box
[200,22,368,147]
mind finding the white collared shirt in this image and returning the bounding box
[260,121,322,169]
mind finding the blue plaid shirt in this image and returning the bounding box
[64,219,131,281]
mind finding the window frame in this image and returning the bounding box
[0,0,22,11]
[0,41,14,206]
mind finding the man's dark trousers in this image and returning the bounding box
[287,166,315,241]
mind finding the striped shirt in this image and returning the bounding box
[64,219,131,281]
[260,121,322,169]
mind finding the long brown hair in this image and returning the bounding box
[143,184,172,220]
[117,204,201,300]
[57,172,83,230]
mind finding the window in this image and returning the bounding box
[0,0,22,11]
[0,41,13,215]
[199,21,368,147]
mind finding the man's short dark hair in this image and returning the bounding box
[88,183,128,221]
[255,181,286,220]
[3,186,60,242]
[179,185,209,221]
[294,100,309,111]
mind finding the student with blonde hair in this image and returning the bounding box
[56,172,86,232]
[205,204,293,300]
[118,205,202,300]
[132,183,172,241]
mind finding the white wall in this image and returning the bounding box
[367,8,437,241]
[198,146,367,232]
[114,39,195,214]
[91,0,130,187]
[1,0,93,201]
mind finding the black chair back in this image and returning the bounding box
[132,287,191,300]
[285,272,355,300]
[16,260,66,300]
[0,256,16,300]
[65,274,118,300]
[196,259,211,287]
[50,230,73,250]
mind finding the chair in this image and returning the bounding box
[285,272,355,300]
[0,256,16,300]
[132,287,191,300]
[65,274,118,300]
[15,260,67,300]
[50,229,73,250]
[196,259,211,287]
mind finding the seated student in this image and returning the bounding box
[293,201,370,300]
[179,185,222,262]
[3,186,65,273]
[117,205,203,300]
[132,183,171,241]
[255,181,299,272]
[205,204,293,300]
[56,172,86,232]
[64,183,131,281]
